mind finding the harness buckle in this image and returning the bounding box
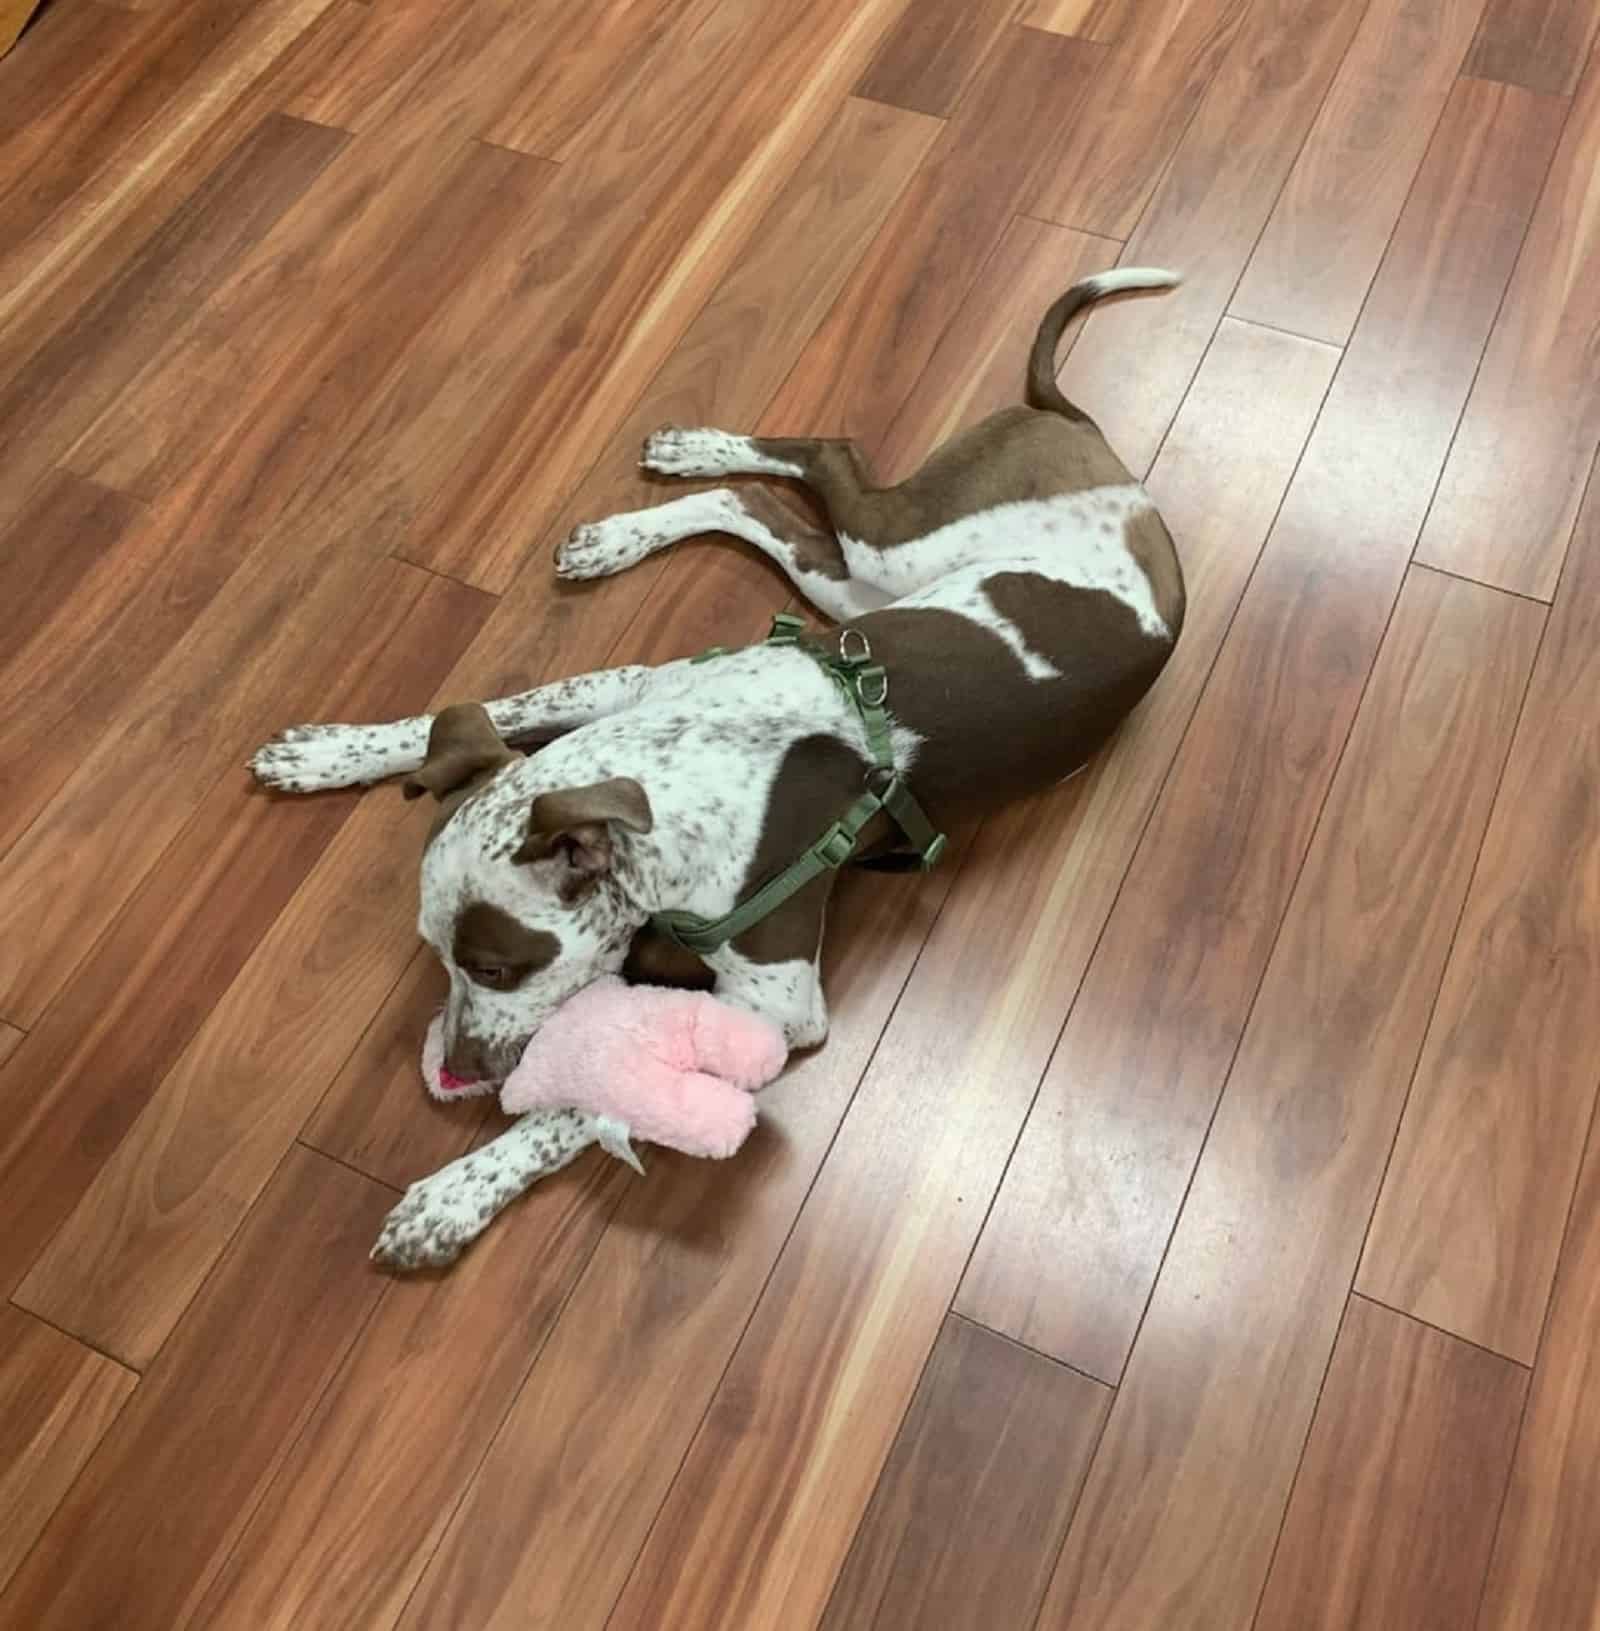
[838,627,872,666]
[814,823,858,869]
[855,662,888,708]
[768,612,806,644]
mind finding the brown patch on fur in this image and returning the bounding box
[623,925,716,990]
[451,902,560,987]
[737,485,849,580]
[859,584,1174,817]
[404,703,519,843]
[731,733,886,964]
[1123,509,1187,637]
[749,408,1133,548]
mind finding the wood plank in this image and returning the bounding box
[596,329,1338,1631]
[0,1022,18,1067]
[0,0,336,302]
[0,112,348,523]
[189,1154,624,1630]
[1021,0,1129,41]
[0,3,142,163]
[368,0,915,589]
[1463,0,1600,95]
[1255,1296,1526,1631]
[819,1316,1110,1631]
[763,27,1104,450]
[1231,0,1487,345]
[0,562,488,1296]
[301,949,493,1191]
[482,0,708,160]
[959,79,1566,1381]
[0,474,145,712]
[1478,1126,1600,1630]
[0,1307,136,1598]
[1416,61,1600,598]
[1359,475,1600,1360]
[1026,0,1250,239]
[62,136,554,522]
[0,1147,391,1631]
[0,0,367,389]
[1050,0,1370,475]
[1034,568,1542,1631]
[874,215,1119,483]
[855,0,1018,117]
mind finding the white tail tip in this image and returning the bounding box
[1085,267,1182,296]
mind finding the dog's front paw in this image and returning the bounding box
[249,726,323,793]
[370,1172,492,1271]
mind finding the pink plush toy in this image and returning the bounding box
[421,976,787,1170]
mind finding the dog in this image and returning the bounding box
[252,269,1185,1266]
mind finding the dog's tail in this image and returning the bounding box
[1027,268,1181,419]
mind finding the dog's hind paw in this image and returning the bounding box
[556,519,642,581]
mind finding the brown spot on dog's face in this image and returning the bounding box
[451,901,561,992]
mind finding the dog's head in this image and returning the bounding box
[404,703,652,1087]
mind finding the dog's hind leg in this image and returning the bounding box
[558,486,892,623]
[250,665,661,793]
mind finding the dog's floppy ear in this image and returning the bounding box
[514,778,653,882]
[403,703,517,802]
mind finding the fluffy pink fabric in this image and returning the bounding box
[499,976,787,1159]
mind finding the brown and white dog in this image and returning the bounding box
[252,269,1185,1266]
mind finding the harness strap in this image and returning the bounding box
[651,614,946,956]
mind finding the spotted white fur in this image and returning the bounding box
[641,426,803,479]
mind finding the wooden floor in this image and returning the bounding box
[4,0,1600,1624]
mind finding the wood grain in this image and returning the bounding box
[1463,0,1600,95]
[961,79,1566,1382]
[0,112,347,524]
[1021,0,1129,41]
[1360,471,1600,1361]
[484,0,707,160]
[0,1147,391,1631]
[874,215,1119,483]
[302,949,492,1191]
[0,0,342,309]
[191,1156,625,1630]
[8,566,490,1359]
[1026,0,1250,238]
[373,0,915,589]
[0,473,145,724]
[819,1316,1110,1631]
[63,136,554,525]
[1051,0,1369,475]
[1034,568,1542,1631]
[1231,0,1487,345]
[855,0,1018,117]
[1255,1295,1526,1631]
[0,563,487,1296]
[764,27,1104,449]
[0,1022,19,1068]
[597,326,1337,1631]
[1478,1126,1600,1630]
[1416,61,1600,598]
[0,1307,135,1597]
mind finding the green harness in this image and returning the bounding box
[649,613,948,956]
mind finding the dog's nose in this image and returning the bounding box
[443,1040,491,1084]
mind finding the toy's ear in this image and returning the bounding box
[514,778,653,882]
[403,703,517,802]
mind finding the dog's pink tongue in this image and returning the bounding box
[438,1066,476,1094]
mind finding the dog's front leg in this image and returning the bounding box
[251,665,663,793]
[370,1108,596,1270]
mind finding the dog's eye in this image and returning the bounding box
[465,963,516,989]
